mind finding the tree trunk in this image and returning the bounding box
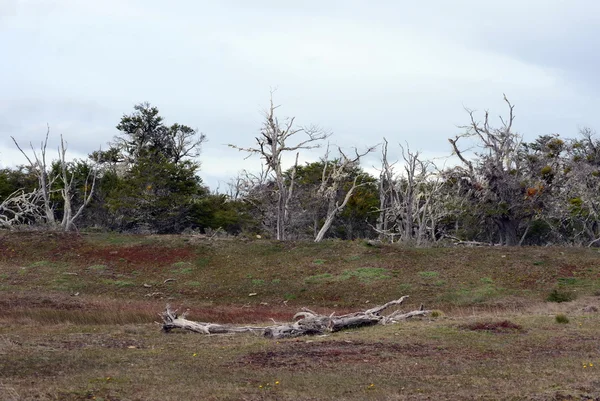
[161,296,429,339]
[314,211,336,242]
[497,218,519,246]
[276,185,285,240]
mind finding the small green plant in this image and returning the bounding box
[195,257,210,267]
[251,279,265,285]
[430,310,444,318]
[186,281,202,287]
[30,261,51,268]
[547,288,576,303]
[284,293,297,300]
[398,283,412,293]
[555,314,569,324]
[172,261,190,268]
[419,271,439,278]
[271,278,281,284]
[312,259,326,265]
[480,277,494,284]
[88,264,107,271]
[557,277,578,285]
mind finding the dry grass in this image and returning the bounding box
[1,232,600,400]
[459,319,524,332]
[1,310,600,400]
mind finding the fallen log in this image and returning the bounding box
[160,296,430,339]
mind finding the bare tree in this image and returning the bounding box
[229,91,330,240]
[56,136,98,231]
[11,128,57,226]
[375,139,444,245]
[6,127,98,231]
[314,145,375,242]
[449,95,531,245]
[376,139,397,240]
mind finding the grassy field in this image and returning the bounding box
[1,232,599,400]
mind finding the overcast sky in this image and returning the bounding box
[2,0,600,190]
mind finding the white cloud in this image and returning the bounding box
[1,0,600,190]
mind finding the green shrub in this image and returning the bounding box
[555,314,569,324]
[430,310,444,318]
[339,267,390,282]
[547,288,576,303]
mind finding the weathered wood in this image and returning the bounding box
[161,307,263,334]
[161,296,430,339]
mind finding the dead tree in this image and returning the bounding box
[229,90,330,240]
[314,145,376,242]
[6,127,98,231]
[376,139,444,245]
[376,139,397,240]
[0,189,44,229]
[161,296,429,339]
[449,95,529,245]
[57,136,98,231]
[11,128,57,226]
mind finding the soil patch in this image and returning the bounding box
[81,245,195,268]
[236,340,445,369]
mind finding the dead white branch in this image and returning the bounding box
[161,307,264,334]
[0,189,44,229]
[161,296,429,339]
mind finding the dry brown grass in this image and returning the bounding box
[1,309,600,400]
[1,232,600,400]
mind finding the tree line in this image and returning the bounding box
[1,95,599,246]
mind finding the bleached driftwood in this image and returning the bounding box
[161,296,429,339]
[161,308,263,335]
